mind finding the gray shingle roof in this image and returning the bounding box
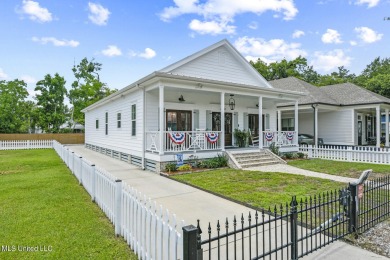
[270,77,390,107]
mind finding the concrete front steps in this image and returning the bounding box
[226,149,286,169]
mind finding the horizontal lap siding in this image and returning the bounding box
[170,46,262,87]
[319,110,353,145]
[85,90,143,154]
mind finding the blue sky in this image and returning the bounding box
[0,0,388,99]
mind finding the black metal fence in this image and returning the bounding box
[183,175,390,260]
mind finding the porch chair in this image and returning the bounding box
[248,128,259,147]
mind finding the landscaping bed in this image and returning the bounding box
[0,149,136,259]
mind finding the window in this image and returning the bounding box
[131,104,136,136]
[105,112,108,135]
[117,113,121,128]
[166,110,192,131]
[282,118,294,131]
[96,119,99,129]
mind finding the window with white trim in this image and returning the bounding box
[96,119,99,129]
[117,113,121,128]
[131,104,136,136]
[105,112,108,135]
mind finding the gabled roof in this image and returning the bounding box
[269,77,339,106]
[159,39,274,88]
[270,77,390,107]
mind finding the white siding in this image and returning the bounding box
[84,89,144,156]
[318,110,353,145]
[169,46,265,87]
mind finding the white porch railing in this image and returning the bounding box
[146,131,222,153]
[300,145,390,164]
[262,131,298,147]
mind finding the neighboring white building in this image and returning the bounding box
[82,40,304,171]
[271,77,390,147]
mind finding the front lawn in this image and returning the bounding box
[0,149,136,259]
[288,159,390,179]
[171,169,345,209]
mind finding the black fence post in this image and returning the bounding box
[348,183,359,234]
[290,196,298,260]
[183,225,202,260]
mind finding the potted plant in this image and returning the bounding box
[234,129,249,147]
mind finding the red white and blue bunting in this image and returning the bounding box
[169,132,186,144]
[205,132,219,143]
[286,132,294,141]
[264,132,274,141]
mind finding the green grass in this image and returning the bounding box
[171,169,345,209]
[0,149,137,260]
[288,159,390,179]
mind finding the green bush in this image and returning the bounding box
[297,152,305,159]
[269,142,280,156]
[165,163,177,172]
[284,152,294,159]
[177,164,192,171]
[198,154,228,169]
[234,129,249,147]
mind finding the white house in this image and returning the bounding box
[82,40,304,171]
[271,77,390,147]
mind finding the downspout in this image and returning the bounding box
[137,84,146,170]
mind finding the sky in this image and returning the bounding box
[0,0,389,100]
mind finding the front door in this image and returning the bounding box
[212,112,233,146]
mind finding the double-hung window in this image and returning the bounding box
[117,113,121,128]
[131,105,136,136]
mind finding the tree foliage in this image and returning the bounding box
[34,73,68,133]
[0,79,29,133]
[69,58,117,126]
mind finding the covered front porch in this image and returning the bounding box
[143,78,302,156]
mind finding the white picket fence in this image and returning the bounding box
[0,140,53,150]
[52,141,183,259]
[300,145,390,164]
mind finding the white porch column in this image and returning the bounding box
[314,106,318,146]
[220,92,225,151]
[277,110,282,132]
[294,101,299,145]
[386,108,389,147]
[376,106,381,147]
[159,85,164,155]
[258,96,263,149]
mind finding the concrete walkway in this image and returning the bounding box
[66,145,386,260]
[246,164,357,183]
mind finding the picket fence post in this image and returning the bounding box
[115,179,123,236]
[91,164,96,202]
[79,156,83,185]
[308,145,313,158]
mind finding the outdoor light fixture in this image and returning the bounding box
[229,94,235,110]
[178,95,185,102]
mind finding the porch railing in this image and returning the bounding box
[146,131,222,153]
[263,131,298,147]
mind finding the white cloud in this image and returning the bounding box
[321,29,342,44]
[32,37,80,47]
[101,45,122,57]
[355,26,383,43]
[159,0,298,35]
[354,0,380,8]
[20,0,53,23]
[88,2,110,26]
[129,48,157,59]
[248,21,258,30]
[189,19,235,35]
[292,30,305,39]
[311,49,351,72]
[234,36,307,62]
[0,68,8,79]
[350,40,358,46]
[20,75,37,84]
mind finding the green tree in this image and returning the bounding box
[365,74,390,99]
[317,66,356,86]
[69,58,117,126]
[34,73,68,133]
[0,79,29,133]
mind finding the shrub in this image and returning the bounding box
[284,152,294,159]
[297,152,305,159]
[165,163,177,172]
[234,129,249,147]
[177,164,192,171]
[200,154,228,168]
[269,142,280,156]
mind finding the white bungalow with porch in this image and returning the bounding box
[82,40,304,171]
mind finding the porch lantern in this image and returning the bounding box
[178,95,185,102]
[229,94,235,110]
